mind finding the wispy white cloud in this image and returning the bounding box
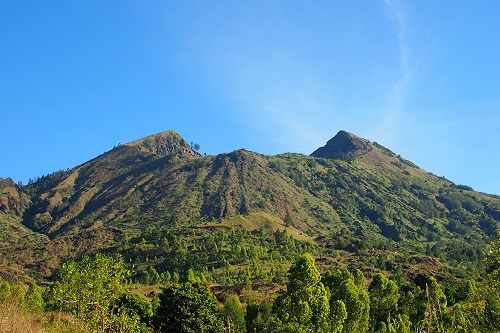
[170,2,427,154]
[231,67,336,153]
[163,3,357,154]
[200,37,339,154]
[373,0,418,148]
[221,2,424,153]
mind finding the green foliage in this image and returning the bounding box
[267,254,344,333]
[329,299,347,333]
[223,295,246,333]
[24,282,44,313]
[45,253,145,332]
[369,273,399,330]
[487,236,500,289]
[0,279,12,303]
[3,248,500,332]
[182,268,200,283]
[442,278,475,305]
[323,267,370,333]
[246,299,272,332]
[484,292,500,331]
[126,225,316,286]
[153,281,224,333]
[116,292,153,324]
[484,236,500,330]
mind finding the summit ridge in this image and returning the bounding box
[310,130,371,160]
[125,130,199,158]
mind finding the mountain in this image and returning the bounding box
[311,130,370,160]
[1,130,499,284]
[127,130,200,158]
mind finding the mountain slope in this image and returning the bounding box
[0,178,47,247]
[1,130,499,284]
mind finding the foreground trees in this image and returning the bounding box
[223,295,246,333]
[485,235,500,330]
[266,253,338,332]
[45,253,149,332]
[323,267,369,333]
[368,273,399,330]
[4,240,500,332]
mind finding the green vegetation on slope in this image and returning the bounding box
[3,241,500,332]
[0,129,498,299]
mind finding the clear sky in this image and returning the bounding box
[1,1,499,195]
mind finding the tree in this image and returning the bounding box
[247,299,272,333]
[154,281,224,333]
[24,282,44,313]
[421,276,447,333]
[487,235,500,290]
[266,253,335,333]
[190,141,200,152]
[0,278,11,303]
[224,295,246,333]
[45,253,141,332]
[284,212,293,227]
[323,267,369,333]
[116,292,153,324]
[330,300,347,333]
[369,273,399,330]
[182,268,200,283]
[485,236,500,330]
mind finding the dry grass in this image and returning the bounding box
[0,301,43,333]
[0,301,86,333]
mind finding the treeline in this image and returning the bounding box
[2,242,500,333]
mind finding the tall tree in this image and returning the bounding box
[323,267,369,333]
[24,282,44,313]
[246,299,272,333]
[421,276,448,333]
[266,253,336,333]
[485,236,500,330]
[369,273,399,330]
[223,295,246,333]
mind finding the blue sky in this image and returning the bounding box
[1,1,499,195]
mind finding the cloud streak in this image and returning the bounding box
[172,1,428,154]
[188,27,340,154]
[226,51,338,153]
[375,0,417,147]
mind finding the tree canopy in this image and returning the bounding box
[154,281,224,333]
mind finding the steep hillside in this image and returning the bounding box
[1,130,499,284]
[21,133,335,238]
[22,131,197,236]
[0,178,47,248]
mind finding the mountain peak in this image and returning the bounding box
[125,130,199,158]
[310,130,370,160]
